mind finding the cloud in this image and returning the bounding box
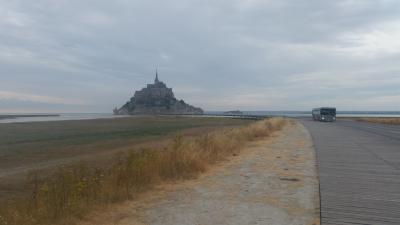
[1,0,400,112]
[338,20,400,57]
[0,91,86,105]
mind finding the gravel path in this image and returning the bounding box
[82,121,320,225]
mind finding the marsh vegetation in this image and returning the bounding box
[0,117,286,225]
[354,117,400,125]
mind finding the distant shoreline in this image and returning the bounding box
[0,114,60,120]
[1,111,400,124]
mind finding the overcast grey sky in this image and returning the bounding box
[1,0,400,113]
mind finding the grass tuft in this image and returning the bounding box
[0,118,286,225]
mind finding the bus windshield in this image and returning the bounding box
[321,109,336,116]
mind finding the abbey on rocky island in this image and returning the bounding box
[113,71,204,115]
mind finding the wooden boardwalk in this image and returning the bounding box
[301,119,400,225]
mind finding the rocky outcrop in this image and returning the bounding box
[114,72,203,115]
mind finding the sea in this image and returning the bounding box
[1,111,400,124]
[0,113,126,124]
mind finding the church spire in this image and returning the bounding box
[155,68,159,83]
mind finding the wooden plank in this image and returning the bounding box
[301,119,400,225]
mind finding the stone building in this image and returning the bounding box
[134,72,174,103]
[114,71,203,115]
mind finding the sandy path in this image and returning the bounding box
[81,121,320,225]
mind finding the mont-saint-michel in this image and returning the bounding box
[114,72,203,115]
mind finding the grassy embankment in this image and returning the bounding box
[353,117,400,125]
[0,116,251,201]
[0,117,286,225]
[0,116,250,170]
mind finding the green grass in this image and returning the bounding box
[0,118,286,225]
[0,116,252,203]
[1,116,244,146]
[0,116,250,168]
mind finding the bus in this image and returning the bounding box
[312,107,336,122]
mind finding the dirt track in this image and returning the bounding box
[81,121,320,225]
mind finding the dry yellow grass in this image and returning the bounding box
[0,118,286,225]
[354,117,400,125]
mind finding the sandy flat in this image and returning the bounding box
[81,121,320,225]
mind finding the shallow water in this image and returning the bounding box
[209,111,400,118]
[1,111,399,124]
[0,113,125,124]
